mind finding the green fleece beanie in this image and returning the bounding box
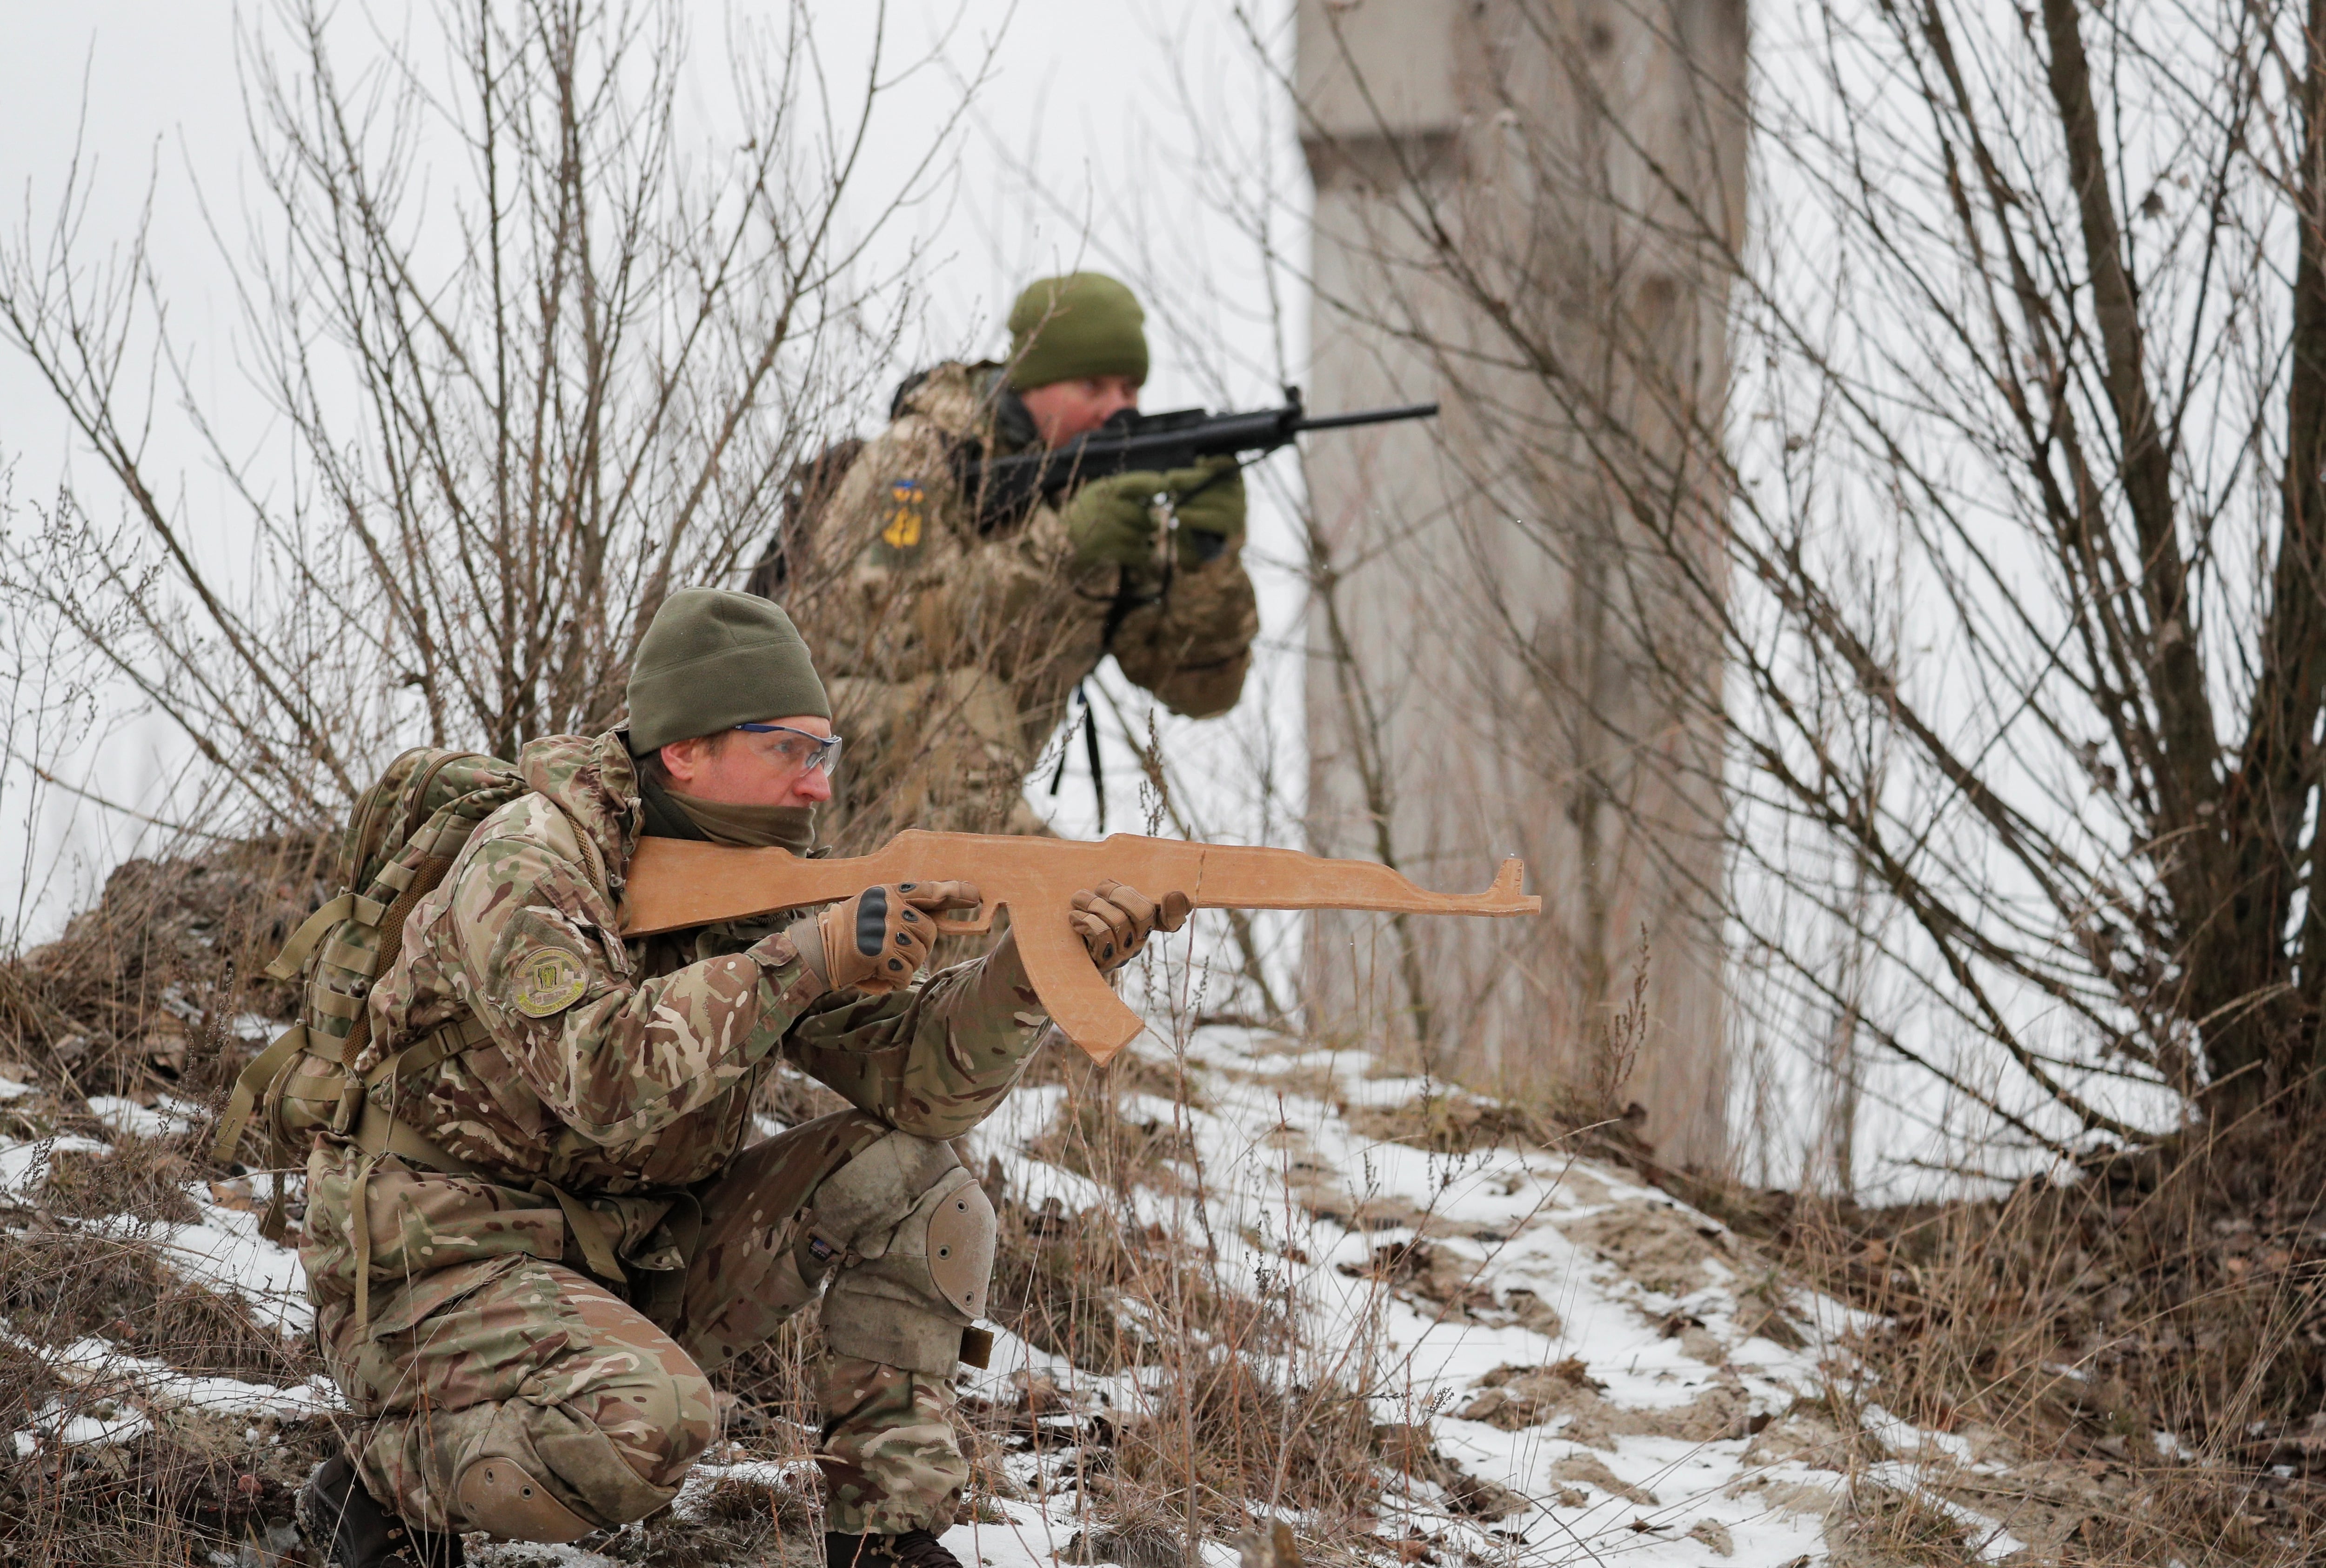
[1004,272,1149,391]
[626,588,830,754]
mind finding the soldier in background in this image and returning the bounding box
[751,272,1258,848]
[296,589,1187,1568]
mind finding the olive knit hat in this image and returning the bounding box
[1004,272,1149,391]
[626,588,830,754]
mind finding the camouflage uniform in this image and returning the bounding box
[300,731,1046,1539]
[785,362,1260,848]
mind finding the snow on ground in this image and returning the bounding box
[7,1329,341,1456]
[2,1170,331,1470]
[925,1029,1869,1568]
[3,1028,2009,1564]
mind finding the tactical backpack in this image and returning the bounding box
[744,436,867,600]
[214,747,527,1236]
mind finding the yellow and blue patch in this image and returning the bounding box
[872,478,927,565]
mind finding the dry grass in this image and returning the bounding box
[0,840,331,1565]
[961,1047,1403,1562]
[0,1224,328,1563]
[57,834,2326,1566]
[1747,1111,2326,1565]
[0,832,324,1109]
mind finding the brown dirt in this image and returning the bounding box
[1456,1359,1753,1448]
[1556,1199,1731,1297]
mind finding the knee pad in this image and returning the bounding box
[455,1456,593,1544]
[809,1131,997,1375]
[450,1375,701,1538]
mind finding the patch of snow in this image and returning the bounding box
[38,1335,340,1421]
[671,1456,821,1519]
[0,1131,109,1198]
[42,1007,1998,1568]
[87,1094,203,1139]
[4,1330,339,1457]
[152,1189,316,1335]
[1861,1461,2028,1561]
[0,1074,35,1101]
[1863,1401,1976,1465]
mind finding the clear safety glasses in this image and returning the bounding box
[731,721,843,778]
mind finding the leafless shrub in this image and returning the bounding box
[0,0,974,833]
[1262,0,2326,1183]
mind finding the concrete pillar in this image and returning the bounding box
[1297,0,1745,1169]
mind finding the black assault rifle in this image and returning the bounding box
[956,385,1439,533]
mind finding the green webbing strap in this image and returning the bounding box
[348,1089,480,1340]
[210,1023,310,1166]
[534,1181,628,1288]
[344,1010,624,1325]
[264,894,354,981]
[389,1014,490,1079]
[351,1097,480,1177]
[309,988,366,1021]
[351,1152,380,1337]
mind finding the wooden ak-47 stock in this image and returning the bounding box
[621,831,1541,1063]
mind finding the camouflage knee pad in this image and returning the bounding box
[807,1130,996,1375]
[449,1375,708,1538]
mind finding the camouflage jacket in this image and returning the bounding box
[794,361,1259,747]
[355,730,1046,1197]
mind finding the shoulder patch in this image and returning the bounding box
[872,478,928,564]
[510,946,589,1018]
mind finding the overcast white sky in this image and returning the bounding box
[0,0,1309,941]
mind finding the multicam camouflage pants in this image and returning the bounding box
[313,1112,971,1538]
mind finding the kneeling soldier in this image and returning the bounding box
[297,588,1180,1568]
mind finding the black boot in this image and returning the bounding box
[827,1528,963,1568]
[300,1455,468,1568]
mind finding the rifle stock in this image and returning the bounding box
[620,831,1540,1063]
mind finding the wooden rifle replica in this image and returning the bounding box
[621,832,1541,1064]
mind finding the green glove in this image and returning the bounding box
[1062,469,1168,567]
[1163,458,1246,566]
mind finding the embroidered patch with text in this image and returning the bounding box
[510,946,589,1018]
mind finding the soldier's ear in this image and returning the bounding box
[660,736,706,785]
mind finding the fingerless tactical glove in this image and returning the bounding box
[1070,878,1193,973]
[790,881,983,994]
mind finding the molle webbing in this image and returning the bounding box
[210,747,527,1239]
[214,742,648,1333]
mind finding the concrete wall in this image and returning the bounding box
[1297,0,1746,1169]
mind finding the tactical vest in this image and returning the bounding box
[214,748,527,1238]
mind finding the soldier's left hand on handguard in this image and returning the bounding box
[1070,879,1192,974]
[792,881,983,995]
